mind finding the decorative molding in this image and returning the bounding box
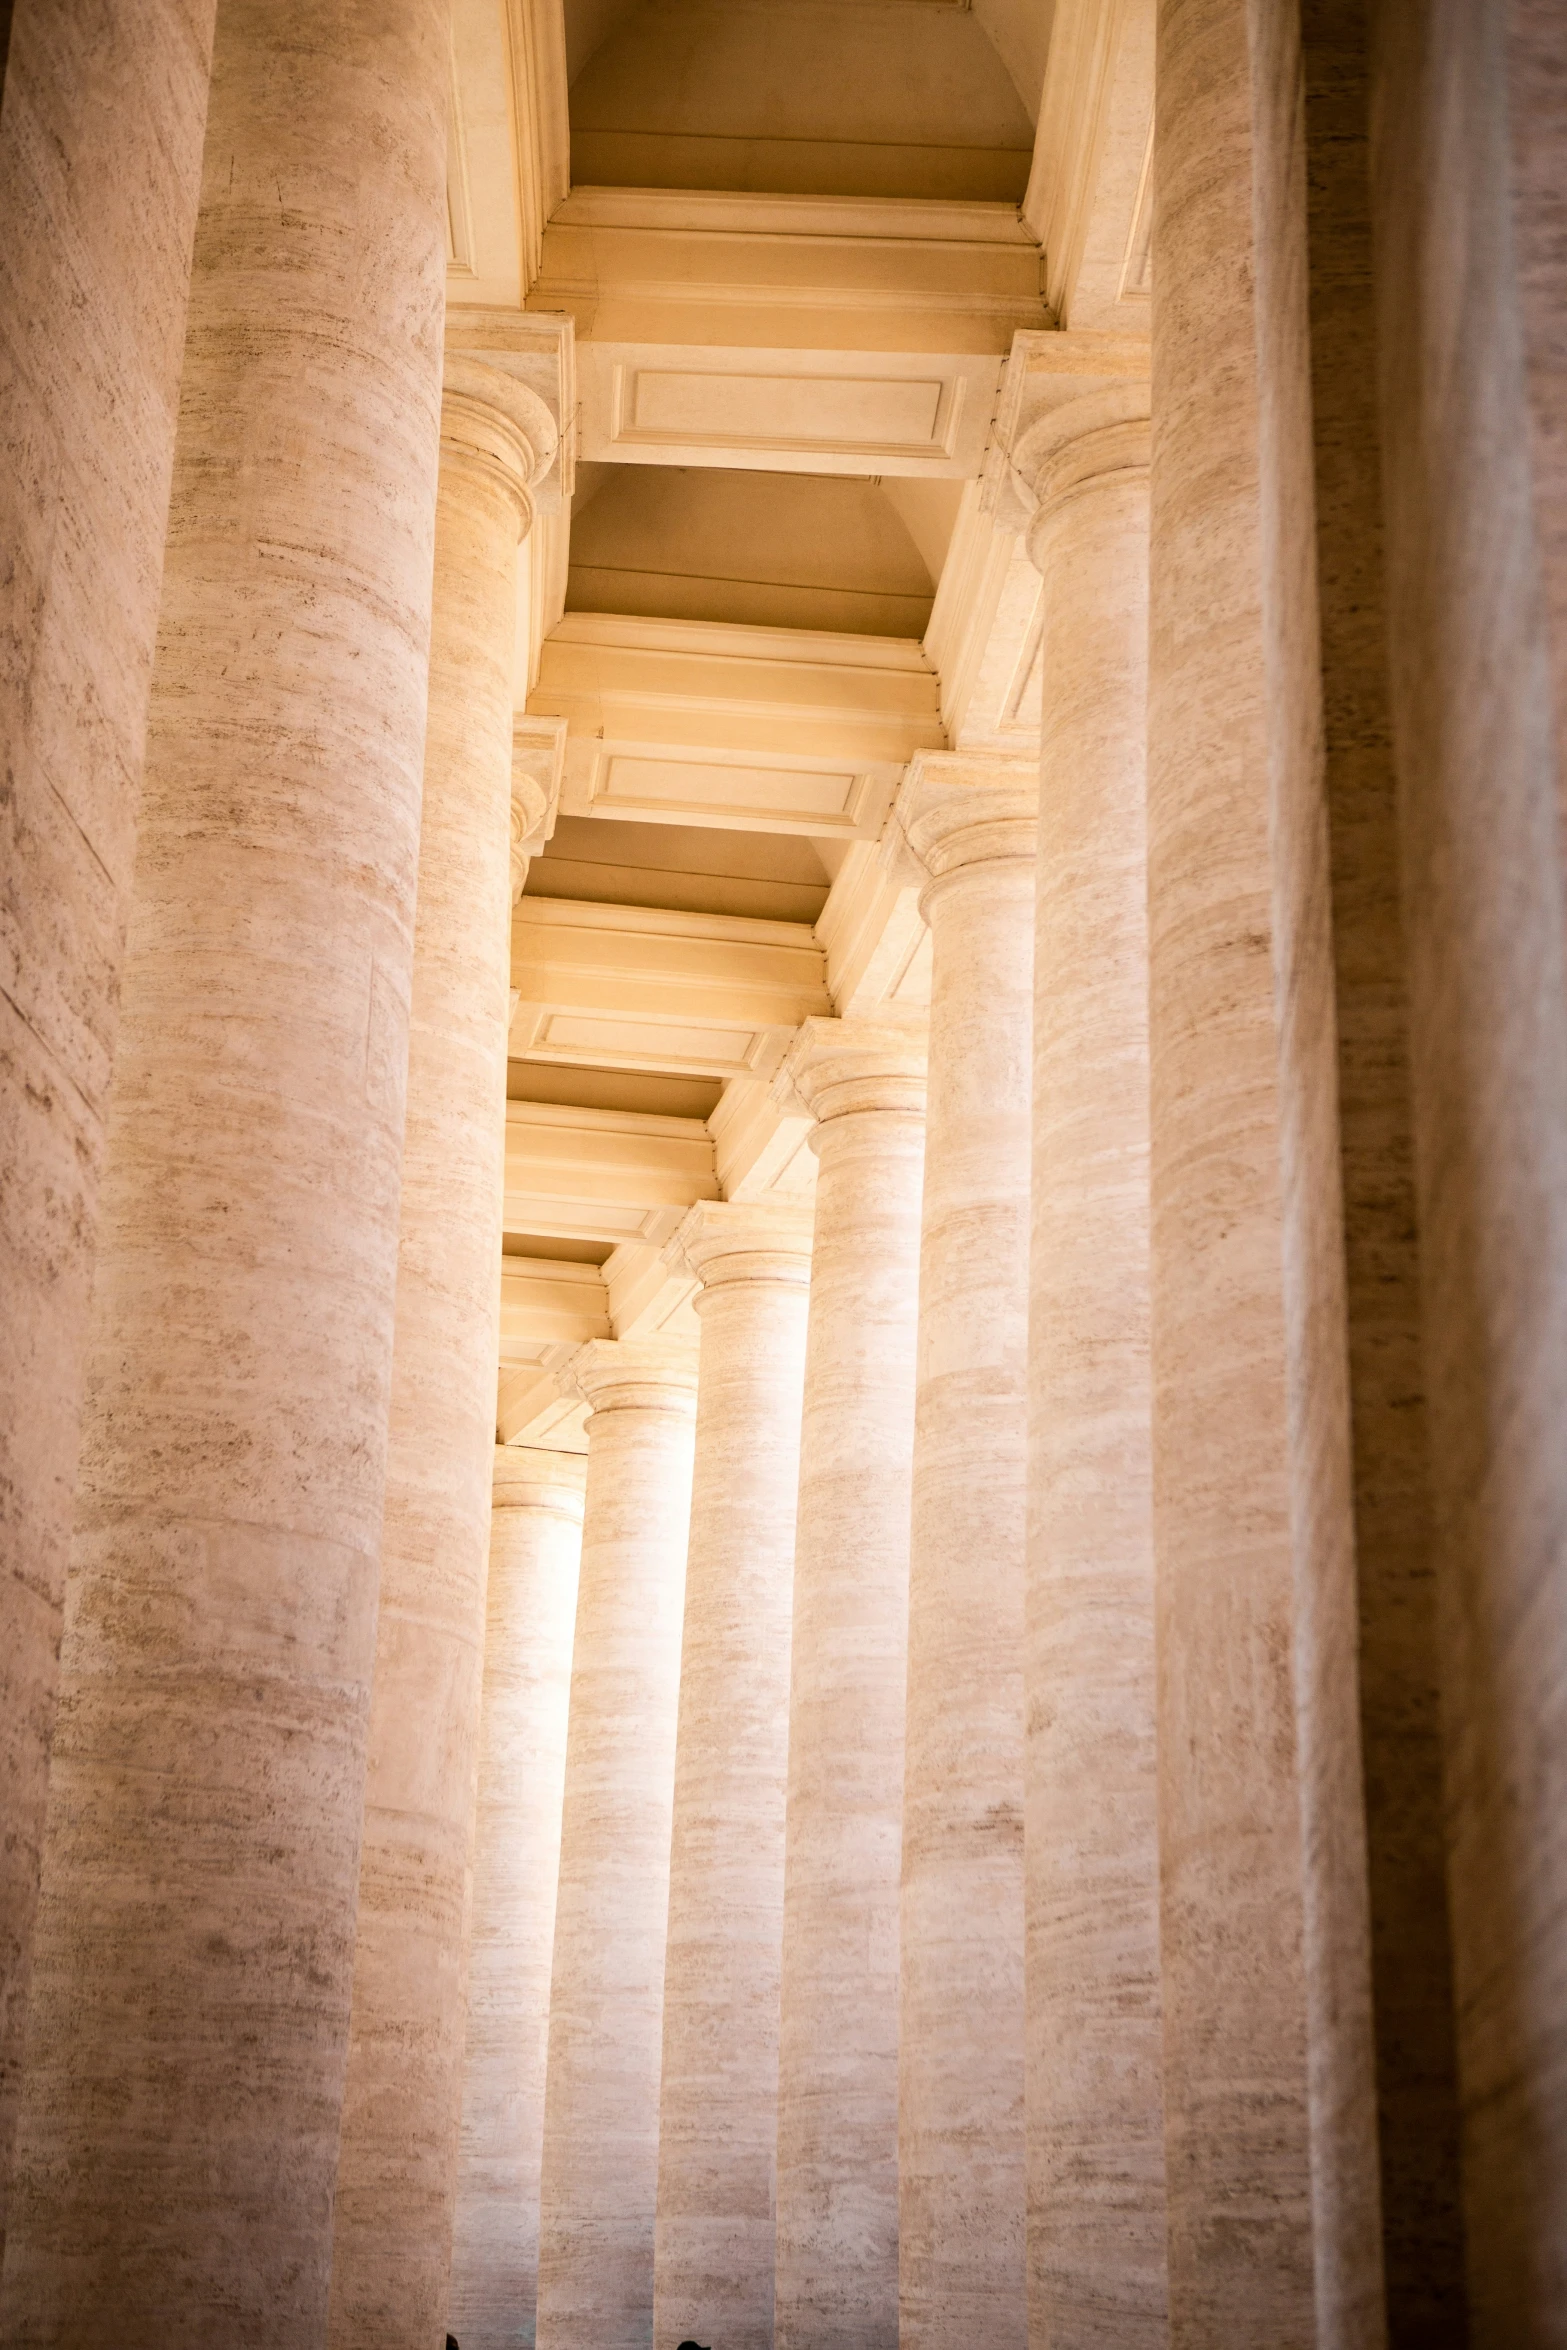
[446,0,569,304]
[530,613,943,838]
[499,1256,611,1358]
[496,1365,590,1451]
[511,713,568,897]
[444,312,577,507]
[603,1241,702,1342]
[891,747,1039,895]
[1022,0,1155,330]
[504,1098,719,1244]
[560,746,902,840]
[774,1011,929,1128]
[814,838,932,1017]
[544,187,1043,245]
[922,478,1043,756]
[706,1076,818,1203]
[574,342,1004,478]
[510,898,831,1083]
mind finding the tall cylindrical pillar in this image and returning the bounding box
[0,3,449,2340]
[1014,386,1170,2349]
[1372,2,1567,2337]
[536,1340,698,2350]
[772,1018,925,2350]
[328,360,559,2350]
[1148,1,1342,2337]
[0,0,215,2237]
[654,1201,814,2350]
[894,751,1036,2350]
[449,1448,587,2350]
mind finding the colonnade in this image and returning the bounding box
[1,3,1566,2348]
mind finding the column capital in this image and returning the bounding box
[510,715,568,900]
[665,1199,815,1295]
[440,354,559,538]
[775,1014,928,1129]
[892,750,1038,904]
[492,1443,588,1516]
[552,1336,700,1418]
[1010,381,1150,574]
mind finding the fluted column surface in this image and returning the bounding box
[328,360,558,2350]
[1018,391,1170,2350]
[0,4,448,2339]
[895,754,1035,2350]
[654,1202,814,2350]
[449,1449,587,2350]
[0,0,214,2239]
[536,1342,698,2350]
[773,1021,925,2350]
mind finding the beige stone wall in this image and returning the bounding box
[0,0,215,2239]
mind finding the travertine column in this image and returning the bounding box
[1148,1,1363,2339]
[0,0,214,2237]
[1014,383,1169,2350]
[328,360,559,2350]
[536,1340,698,2350]
[894,751,1035,2350]
[449,1448,587,2350]
[0,4,447,2340]
[772,1019,925,2350]
[1372,1,1567,2335]
[654,1200,814,2350]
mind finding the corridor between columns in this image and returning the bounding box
[2,3,1564,2348]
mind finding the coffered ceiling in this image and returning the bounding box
[444,0,1153,1444]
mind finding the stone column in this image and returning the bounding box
[0,0,214,2236]
[894,750,1035,2350]
[1371,1,1567,2336]
[772,1019,925,2350]
[654,1200,814,2350]
[0,4,448,2341]
[327,359,559,2350]
[536,1339,699,2350]
[448,1448,587,2350]
[1148,1,1365,2338]
[1011,385,1169,2349]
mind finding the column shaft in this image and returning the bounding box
[536,1342,698,2350]
[0,3,447,2338]
[1020,401,1169,2349]
[328,362,557,2350]
[773,1022,924,2350]
[0,0,214,2235]
[654,1202,813,2350]
[1148,0,1378,2338]
[1372,0,1567,2334]
[896,755,1035,2350]
[449,1449,586,2350]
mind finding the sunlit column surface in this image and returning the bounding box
[328,358,558,2350]
[772,1018,925,2350]
[654,1201,814,2350]
[1014,377,1169,2350]
[449,1449,587,2350]
[0,4,448,2339]
[894,750,1035,2350]
[535,1340,698,2350]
